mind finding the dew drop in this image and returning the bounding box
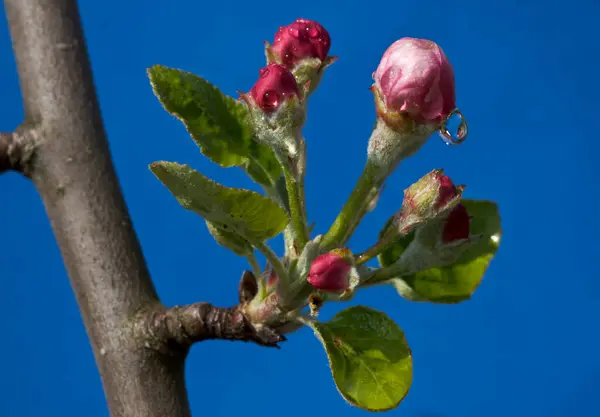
[308,27,319,38]
[439,108,468,145]
[289,27,300,37]
[259,67,270,78]
[262,90,281,110]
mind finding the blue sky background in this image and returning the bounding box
[1,0,599,416]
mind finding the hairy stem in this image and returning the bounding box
[254,241,289,292]
[356,238,392,265]
[321,162,379,251]
[283,167,309,250]
[360,266,398,286]
[246,252,266,297]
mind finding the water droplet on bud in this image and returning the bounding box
[262,90,281,110]
[439,108,468,145]
[259,67,270,77]
[289,27,300,37]
[308,27,319,38]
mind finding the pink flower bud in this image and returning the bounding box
[250,63,299,113]
[389,169,464,237]
[373,38,455,123]
[404,169,461,213]
[435,174,459,210]
[271,18,331,68]
[442,204,470,243]
[307,249,353,293]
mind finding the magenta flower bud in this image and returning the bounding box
[386,169,464,238]
[442,204,470,243]
[435,174,459,210]
[403,169,462,214]
[307,249,353,293]
[271,18,331,68]
[250,63,299,113]
[373,38,455,124]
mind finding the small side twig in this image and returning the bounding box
[138,302,286,356]
[0,130,34,176]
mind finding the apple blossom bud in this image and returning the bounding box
[435,173,460,210]
[238,270,258,304]
[307,249,353,293]
[249,63,299,113]
[265,19,336,96]
[386,169,464,239]
[241,64,305,171]
[388,203,474,275]
[367,39,464,179]
[442,204,470,243]
[373,38,455,126]
[270,18,331,67]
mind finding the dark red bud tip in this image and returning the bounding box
[436,174,458,209]
[307,252,351,293]
[442,204,470,243]
[271,18,331,68]
[250,63,299,113]
[267,269,278,288]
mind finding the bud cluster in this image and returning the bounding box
[230,19,470,327]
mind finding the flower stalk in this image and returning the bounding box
[320,162,380,251]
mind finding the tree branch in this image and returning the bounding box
[0,130,34,175]
[138,303,286,355]
[2,0,285,416]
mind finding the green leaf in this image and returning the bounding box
[205,221,253,256]
[311,306,412,411]
[379,200,502,303]
[150,162,289,241]
[148,65,282,186]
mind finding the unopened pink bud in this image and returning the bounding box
[442,204,470,243]
[373,38,455,123]
[271,18,331,68]
[389,169,464,237]
[250,63,299,113]
[307,250,352,293]
[404,169,460,213]
[435,173,458,209]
